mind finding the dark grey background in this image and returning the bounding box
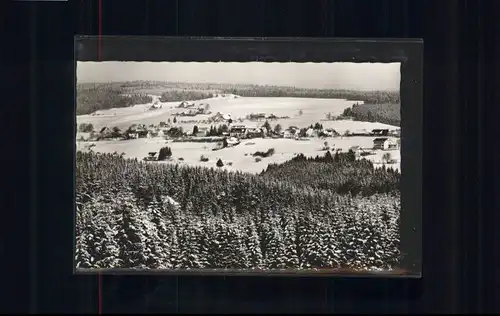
[9,0,491,314]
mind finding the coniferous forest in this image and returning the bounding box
[75,150,401,272]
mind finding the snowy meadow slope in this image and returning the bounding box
[77,94,361,132]
[76,94,400,172]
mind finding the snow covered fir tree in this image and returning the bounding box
[75,150,401,272]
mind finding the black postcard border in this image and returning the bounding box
[74,36,423,278]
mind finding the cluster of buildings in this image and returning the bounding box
[347,128,400,137]
[91,107,401,153]
[225,125,265,139]
[96,124,176,140]
[175,101,210,116]
[223,125,340,140]
[175,107,208,117]
[95,123,400,150]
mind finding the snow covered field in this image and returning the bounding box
[76,95,366,132]
[77,136,400,173]
[76,95,400,173]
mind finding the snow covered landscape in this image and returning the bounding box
[75,61,403,273]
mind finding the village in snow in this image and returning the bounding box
[75,62,404,273]
[77,93,401,174]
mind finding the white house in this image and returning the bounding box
[226,137,241,147]
[389,129,401,137]
[149,102,162,110]
[209,112,227,123]
[245,127,264,139]
[305,128,317,138]
[373,137,398,150]
[99,126,110,133]
[322,128,340,137]
[349,145,363,157]
[147,130,159,139]
[283,128,299,139]
[180,109,198,116]
[178,101,195,108]
[128,132,139,139]
[229,125,247,138]
[99,126,112,137]
[158,129,169,137]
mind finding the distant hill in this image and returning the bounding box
[76,84,152,115]
[76,81,400,116]
[341,103,401,127]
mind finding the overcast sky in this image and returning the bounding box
[77,61,400,91]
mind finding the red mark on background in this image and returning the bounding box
[98,0,102,60]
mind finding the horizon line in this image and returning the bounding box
[76,80,400,93]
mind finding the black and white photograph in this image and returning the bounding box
[75,61,403,272]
